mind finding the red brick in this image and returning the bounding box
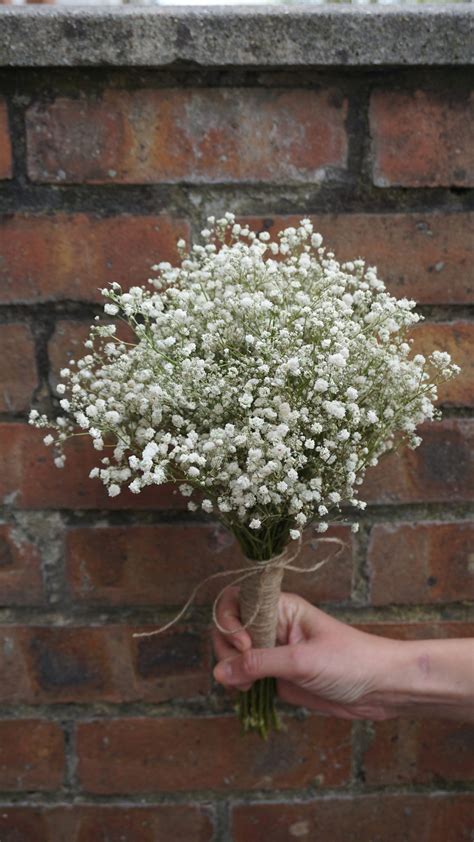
[0,805,214,842]
[0,625,210,704]
[244,213,474,304]
[410,322,474,405]
[0,720,65,790]
[370,89,474,187]
[0,324,38,413]
[77,716,350,793]
[129,626,210,702]
[232,794,474,842]
[0,523,44,605]
[26,89,348,184]
[0,99,12,179]
[0,423,184,509]
[367,521,474,606]
[48,319,135,388]
[48,321,96,388]
[66,523,352,607]
[0,213,188,304]
[0,808,47,842]
[362,719,474,785]
[361,419,474,504]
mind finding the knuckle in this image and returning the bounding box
[220,609,233,630]
[242,648,263,678]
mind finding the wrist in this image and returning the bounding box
[376,638,474,720]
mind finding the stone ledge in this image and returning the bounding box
[0,6,472,67]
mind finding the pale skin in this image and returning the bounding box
[212,588,474,722]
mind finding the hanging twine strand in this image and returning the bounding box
[133,534,346,641]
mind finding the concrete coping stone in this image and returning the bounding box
[0,6,472,67]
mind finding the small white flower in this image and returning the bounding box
[314,378,329,392]
[30,213,458,538]
[104,303,119,315]
[179,484,193,497]
[105,410,121,425]
[328,353,346,368]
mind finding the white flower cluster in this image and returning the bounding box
[30,214,459,548]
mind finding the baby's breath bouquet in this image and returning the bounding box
[31,214,459,737]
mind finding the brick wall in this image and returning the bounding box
[0,60,473,841]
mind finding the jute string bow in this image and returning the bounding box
[134,534,346,647]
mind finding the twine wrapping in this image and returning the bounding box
[133,534,346,642]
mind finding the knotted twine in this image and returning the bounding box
[133,534,346,648]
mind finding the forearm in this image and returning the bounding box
[380,638,474,721]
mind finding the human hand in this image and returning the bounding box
[212,587,403,720]
[212,588,474,722]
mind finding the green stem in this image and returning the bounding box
[232,522,290,739]
[237,677,280,739]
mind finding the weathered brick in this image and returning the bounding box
[367,521,474,606]
[48,319,135,389]
[0,805,214,842]
[129,627,210,702]
[0,523,44,605]
[0,808,46,842]
[244,213,474,304]
[0,213,188,303]
[65,523,352,606]
[370,89,474,186]
[0,625,210,704]
[0,324,38,413]
[362,719,474,785]
[48,321,94,389]
[0,720,65,791]
[410,322,474,406]
[0,423,184,509]
[361,419,474,504]
[26,89,348,184]
[77,716,350,793]
[232,794,474,842]
[0,98,12,179]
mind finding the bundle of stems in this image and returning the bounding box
[232,522,291,737]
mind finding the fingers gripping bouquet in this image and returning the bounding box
[30,214,459,737]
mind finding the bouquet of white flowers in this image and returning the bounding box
[30,214,459,737]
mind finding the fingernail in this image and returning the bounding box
[214,660,233,683]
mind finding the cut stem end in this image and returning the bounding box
[237,677,280,739]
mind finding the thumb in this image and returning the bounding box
[213,644,305,687]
